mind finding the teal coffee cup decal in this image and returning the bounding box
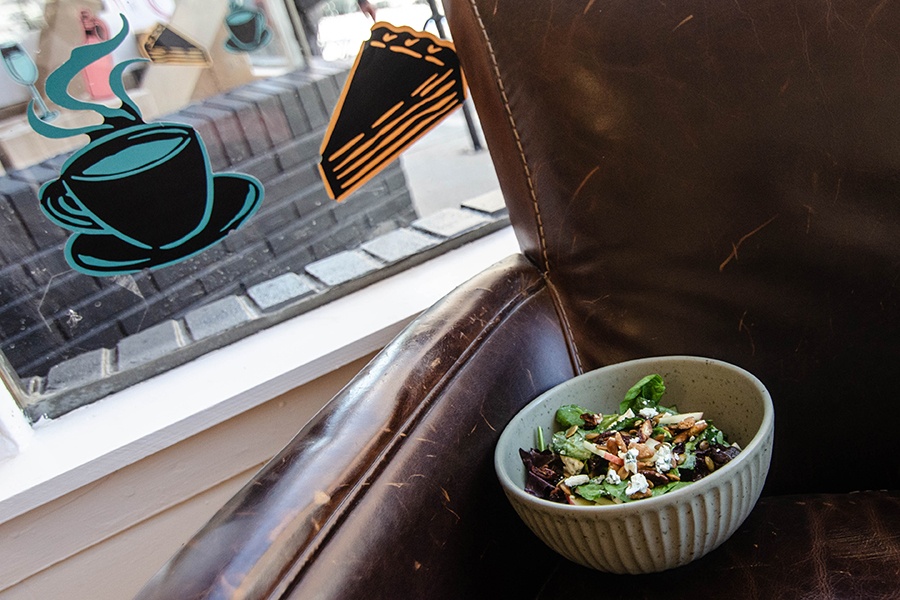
[224,1,272,53]
[30,15,263,276]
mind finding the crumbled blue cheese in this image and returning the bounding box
[623,448,639,475]
[654,444,674,473]
[605,469,621,485]
[638,407,659,419]
[625,473,650,496]
[560,455,585,477]
[563,474,590,488]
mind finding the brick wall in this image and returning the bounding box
[0,62,417,392]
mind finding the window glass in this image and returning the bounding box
[0,0,502,420]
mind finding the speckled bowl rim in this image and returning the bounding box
[495,355,775,515]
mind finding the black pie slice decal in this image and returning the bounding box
[319,22,467,201]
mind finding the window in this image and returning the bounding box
[0,0,503,421]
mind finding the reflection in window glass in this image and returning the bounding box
[0,0,502,420]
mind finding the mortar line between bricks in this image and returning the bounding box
[0,61,504,418]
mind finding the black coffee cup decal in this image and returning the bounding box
[224,0,272,54]
[29,15,264,277]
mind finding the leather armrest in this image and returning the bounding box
[136,252,900,599]
[136,253,578,600]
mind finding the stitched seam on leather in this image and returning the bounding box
[466,0,548,273]
[284,275,550,596]
[467,0,584,373]
[544,278,584,373]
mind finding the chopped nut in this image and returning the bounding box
[580,412,602,429]
[631,442,655,460]
[675,416,696,430]
[640,418,653,441]
[639,469,669,487]
[688,421,708,437]
[606,437,619,454]
[614,431,627,453]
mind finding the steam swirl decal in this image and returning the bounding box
[29,15,263,277]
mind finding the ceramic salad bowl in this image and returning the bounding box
[494,355,775,574]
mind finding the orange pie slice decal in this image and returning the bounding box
[319,22,467,201]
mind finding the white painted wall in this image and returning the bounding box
[0,227,520,600]
[0,353,374,600]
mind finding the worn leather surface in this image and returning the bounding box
[447,0,900,496]
[284,269,576,599]
[535,491,900,600]
[138,0,900,598]
[136,254,578,599]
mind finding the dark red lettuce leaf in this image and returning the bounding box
[519,448,564,500]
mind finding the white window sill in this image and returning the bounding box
[0,226,520,524]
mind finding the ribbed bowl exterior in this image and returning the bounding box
[496,356,775,574]
[506,432,771,573]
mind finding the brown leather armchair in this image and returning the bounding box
[137,0,900,598]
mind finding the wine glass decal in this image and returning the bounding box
[0,42,59,121]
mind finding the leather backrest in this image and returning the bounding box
[446,0,900,494]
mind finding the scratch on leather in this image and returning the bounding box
[738,310,755,356]
[573,165,600,201]
[672,14,694,32]
[719,214,779,272]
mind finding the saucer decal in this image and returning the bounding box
[318,22,467,201]
[223,0,273,54]
[28,15,263,277]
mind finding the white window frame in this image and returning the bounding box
[0,226,518,522]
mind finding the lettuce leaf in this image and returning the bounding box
[651,480,691,496]
[620,374,666,413]
[555,404,592,428]
[550,429,592,460]
[575,480,629,503]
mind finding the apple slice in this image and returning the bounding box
[583,441,625,466]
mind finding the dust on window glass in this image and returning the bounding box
[0,0,502,421]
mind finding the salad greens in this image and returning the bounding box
[520,374,741,505]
